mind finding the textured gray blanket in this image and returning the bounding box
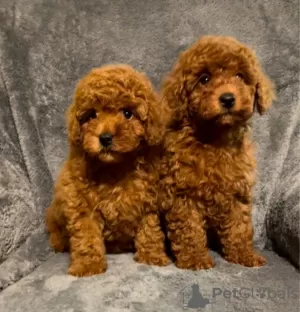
[0,0,299,311]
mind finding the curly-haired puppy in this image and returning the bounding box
[160,36,275,269]
[46,65,171,276]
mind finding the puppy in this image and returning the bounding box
[160,36,275,269]
[46,65,170,276]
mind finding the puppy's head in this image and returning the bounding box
[67,65,166,163]
[163,36,276,128]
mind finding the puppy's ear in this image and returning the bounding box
[66,103,81,146]
[144,92,170,146]
[254,68,276,115]
[161,64,189,125]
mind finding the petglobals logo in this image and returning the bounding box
[178,283,299,311]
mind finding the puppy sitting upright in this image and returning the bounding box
[160,36,275,269]
[46,65,170,276]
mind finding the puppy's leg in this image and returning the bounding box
[217,202,266,267]
[166,197,214,270]
[46,203,69,253]
[67,215,107,277]
[134,213,171,266]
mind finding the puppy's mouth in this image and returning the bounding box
[216,113,234,125]
[98,149,121,163]
[211,110,252,126]
[99,146,119,156]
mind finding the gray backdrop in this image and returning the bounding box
[0,1,299,311]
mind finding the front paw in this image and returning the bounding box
[176,254,215,270]
[68,256,107,277]
[49,232,69,253]
[225,251,266,267]
[134,252,171,267]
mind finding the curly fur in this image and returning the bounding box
[160,36,276,270]
[46,65,170,276]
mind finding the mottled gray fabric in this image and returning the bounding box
[0,0,299,311]
[0,252,299,312]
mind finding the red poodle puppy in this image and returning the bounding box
[160,36,275,270]
[46,65,171,276]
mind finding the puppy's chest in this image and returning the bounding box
[85,176,153,228]
[173,145,255,190]
[202,147,254,181]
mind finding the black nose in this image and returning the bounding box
[219,92,235,109]
[99,132,113,147]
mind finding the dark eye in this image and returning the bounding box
[78,109,97,125]
[122,109,133,120]
[236,73,244,80]
[199,73,211,85]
